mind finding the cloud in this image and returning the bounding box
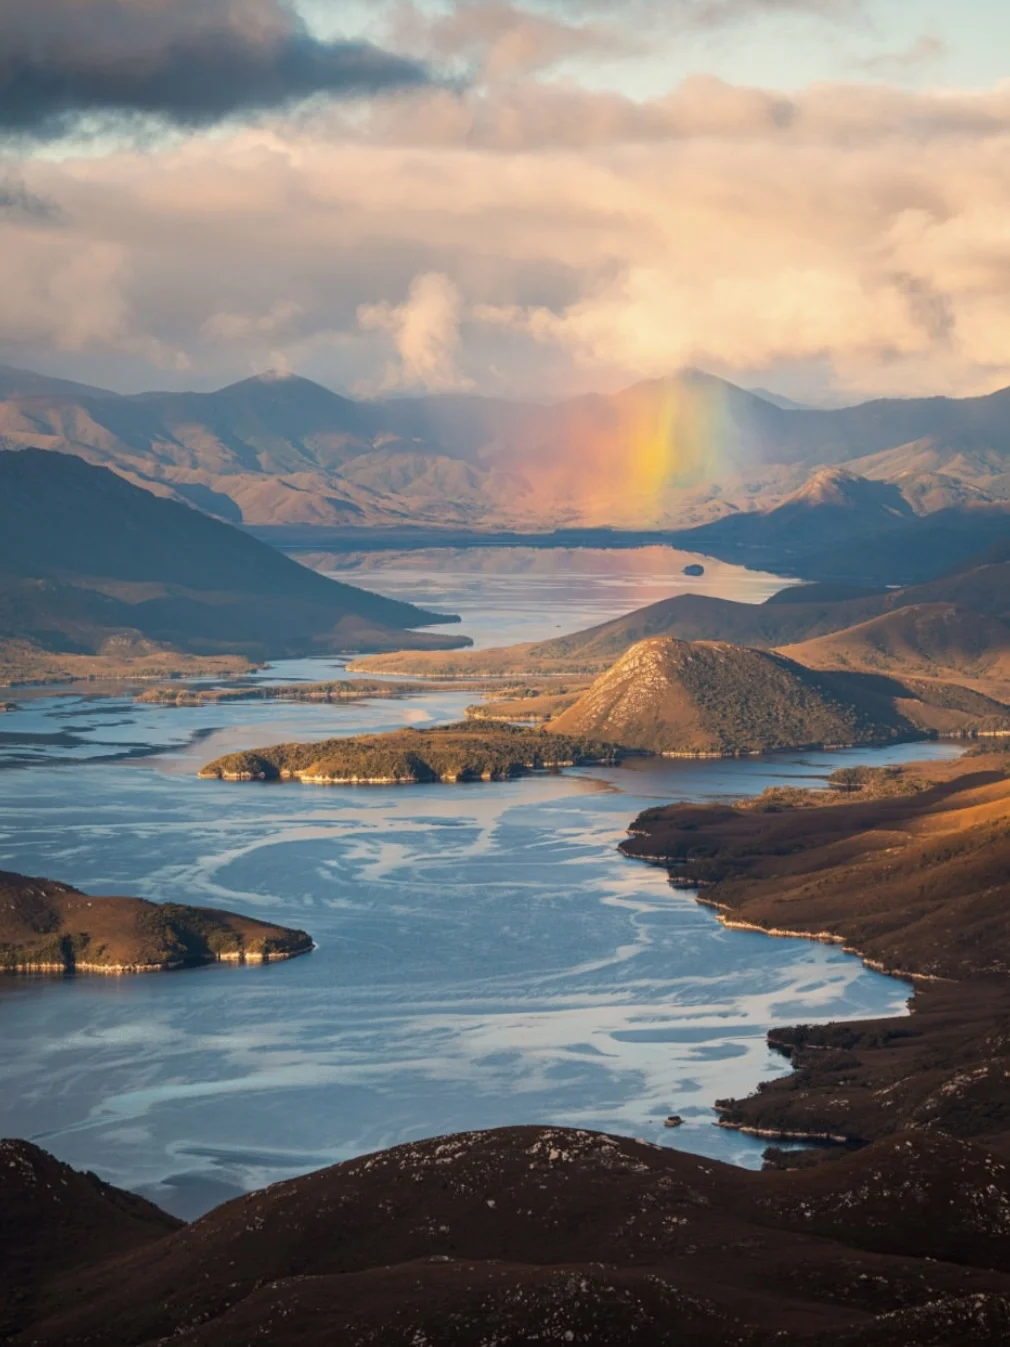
[358,274,475,393]
[0,0,431,139]
[4,72,1010,401]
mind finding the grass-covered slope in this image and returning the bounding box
[0,871,312,974]
[0,449,468,669]
[200,722,623,785]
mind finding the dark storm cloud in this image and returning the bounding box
[0,0,432,139]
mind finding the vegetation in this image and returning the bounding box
[200,722,624,785]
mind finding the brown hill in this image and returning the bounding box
[546,638,898,755]
[11,1125,1010,1346]
[544,637,1010,756]
[781,603,1010,696]
[0,1139,180,1340]
[0,871,312,973]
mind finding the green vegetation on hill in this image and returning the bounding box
[0,871,312,974]
[200,722,623,785]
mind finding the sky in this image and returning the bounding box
[1,0,1009,404]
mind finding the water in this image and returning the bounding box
[0,549,960,1219]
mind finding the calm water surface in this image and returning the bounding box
[0,549,960,1217]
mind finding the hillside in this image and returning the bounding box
[5,362,1010,535]
[10,1126,1010,1345]
[544,637,1010,755]
[0,449,468,673]
[200,722,622,785]
[781,604,1010,696]
[0,870,312,973]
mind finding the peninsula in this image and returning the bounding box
[0,871,312,975]
[621,748,1010,1155]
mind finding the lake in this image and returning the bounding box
[0,547,960,1218]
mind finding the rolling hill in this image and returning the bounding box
[0,449,467,679]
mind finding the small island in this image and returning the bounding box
[0,871,312,975]
[200,722,624,785]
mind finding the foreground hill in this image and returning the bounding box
[621,750,1010,1159]
[0,449,467,678]
[0,871,312,974]
[545,637,1010,755]
[7,1124,1010,1345]
[200,723,622,785]
[5,362,1010,536]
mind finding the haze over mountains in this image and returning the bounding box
[4,364,1010,548]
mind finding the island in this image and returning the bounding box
[199,722,624,785]
[0,870,312,975]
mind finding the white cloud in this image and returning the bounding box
[358,272,475,393]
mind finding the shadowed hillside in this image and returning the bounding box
[8,1124,1010,1344]
[0,449,468,677]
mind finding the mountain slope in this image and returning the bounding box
[4,363,1010,532]
[0,449,468,667]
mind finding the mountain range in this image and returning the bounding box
[5,363,1010,544]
